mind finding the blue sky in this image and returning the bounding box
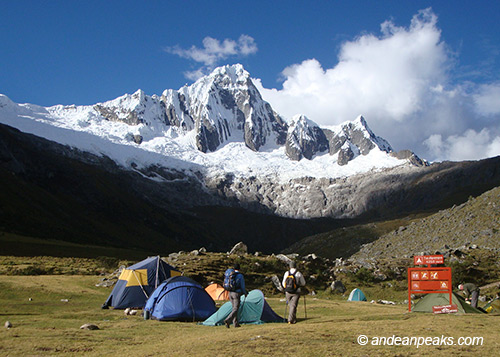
[1,1,500,161]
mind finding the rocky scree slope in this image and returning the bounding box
[354,184,500,260]
[205,156,500,219]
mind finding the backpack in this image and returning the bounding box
[284,271,298,293]
[223,269,239,292]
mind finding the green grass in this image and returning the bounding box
[0,255,136,276]
[1,275,499,356]
[0,232,154,260]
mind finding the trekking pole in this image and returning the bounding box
[284,297,288,322]
[303,293,307,320]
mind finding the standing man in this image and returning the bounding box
[282,261,306,324]
[458,283,480,308]
[224,263,247,328]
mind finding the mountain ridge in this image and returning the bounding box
[1,120,500,256]
[0,64,423,182]
[2,64,500,256]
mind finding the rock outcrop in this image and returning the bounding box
[285,115,328,160]
[323,115,393,166]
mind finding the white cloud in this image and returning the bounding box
[474,82,500,116]
[238,34,258,56]
[166,35,257,79]
[257,9,446,123]
[424,129,500,161]
[255,8,500,162]
[183,68,207,81]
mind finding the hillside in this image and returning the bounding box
[354,185,500,259]
[2,119,500,255]
[0,123,341,254]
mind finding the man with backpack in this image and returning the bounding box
[223,263,247,328]
[282,261,306,324]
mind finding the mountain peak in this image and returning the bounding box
[210,64,249,83]
[289,114,320,128]
[353,114,367,127]
[286,114,328,160]
[0,94,17,111]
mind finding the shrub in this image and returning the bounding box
[351,267,377,284]
[96,256,120,270]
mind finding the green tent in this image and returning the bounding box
[412,292,484,314]
[348,288,367,301]
[201,289,285,326]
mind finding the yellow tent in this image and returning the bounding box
[205,283,229,301]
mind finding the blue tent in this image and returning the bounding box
[201,289,285,326]
[348,288,367,301]
[144,276,217,321]
[103,256,181,309]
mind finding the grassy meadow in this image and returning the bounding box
[1,273,499,356]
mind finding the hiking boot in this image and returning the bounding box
[224,320,230,329]
[234,324,241,328]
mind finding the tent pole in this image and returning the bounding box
[132,270,149,298]
[188,287,196,323]
[155,256,160,289]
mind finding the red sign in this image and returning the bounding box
[410,270,451,283]
[408,266,452,312]
[433,304,458,314]
[413,255,444,266]
[411,280,450,291]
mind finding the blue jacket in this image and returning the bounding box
[234,270,247,295]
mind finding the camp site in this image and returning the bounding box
[2,244,500,356]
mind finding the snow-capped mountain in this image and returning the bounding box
[0,64,423,185]
[285,114,329,161]
[162,64,287,153]
[4,62,500,244]
[323,115,393,166]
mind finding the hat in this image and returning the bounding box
[289,261,296,269]
[233,263,240,270]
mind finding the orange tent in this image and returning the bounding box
[205,283,229,301]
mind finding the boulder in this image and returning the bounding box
[229,242,248,255]
[271,275,284,292]
[275,254,293,265]
[303,253,318,261]
[330,280,346,294]
[80,324,99,330]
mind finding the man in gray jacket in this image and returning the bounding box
[282,261,306,324]
[458,283,480,308]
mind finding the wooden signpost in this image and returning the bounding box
[408,254,453,312]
